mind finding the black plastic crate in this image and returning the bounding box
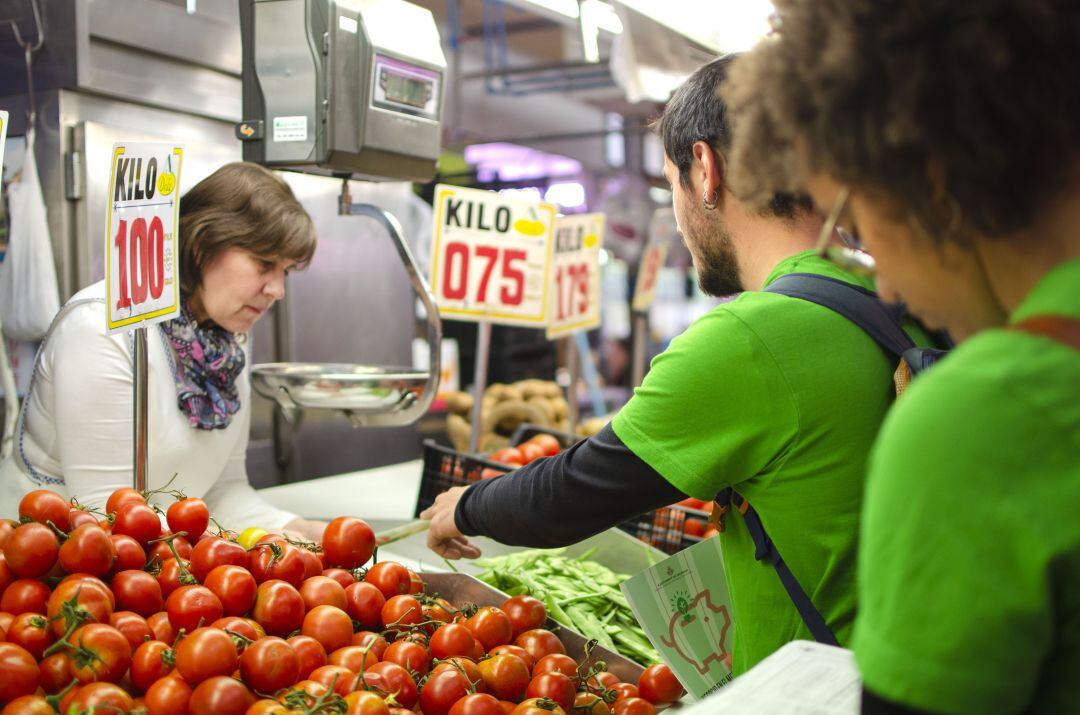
[414,440,514,517]
[618,504,715,555]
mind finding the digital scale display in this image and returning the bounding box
[372,54,440,119]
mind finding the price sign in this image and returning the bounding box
[546,212,604,339]
[430,184,556,327]
[632,235,670,312]
[105,143,184,334]
[0,111,8,176]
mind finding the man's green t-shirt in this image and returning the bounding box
[854,257,1080,715]
[612,250,917,674]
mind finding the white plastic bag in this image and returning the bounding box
[0,128,60,341]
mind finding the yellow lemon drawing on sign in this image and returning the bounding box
[513,207,547,236]
[583,233,599,248]
[157,154,177,196]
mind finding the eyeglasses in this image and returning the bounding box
[814,186,877,278]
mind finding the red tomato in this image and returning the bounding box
[582,670,619,696]
[488,448,525,467]
[636,664,683,705]
[0,519,14,550]
[322,568,357,588]
[512,698,568,715]
[430,622,483,661]
[69,623,132,683]
[47,577,114,637]
[344,581,385,630]
[501,595,547,638]
[364,561,411,599]
[419,668,472,715]
[145,676,192,715]
[166,584,224,633]
[572,692,611,715]
[249,542,306,587]
[189,675,255,715]
[477,652,530,701]
[527,434,562,457]
[297,548,324,580]
[431,657,485,693]
[424,597,456,627]
[302,604,354,653]
[345,690,392,715]
[109,610,153,650]
[166,497,210,538]
[612,697,656,715]
[406,569,424,595]
[517,443,546,465]
[109,534,147,574]
[38,653,71,694]
[0,578,50,614]
[106,488,145,516]
[252,579,305,637]
[174,627,239,684]
[190,536,249,581]
[525,672,575,711]
[610,683,639,702]
[514,629,566,662]
[5,612,54,659]
[240,636,301,694]
[682,518,706,538]
[111,569,164,616]
[488,644,535,671]
[18,490,72,531]
[0,695,53,715]
[203,564,258,616]
[532,654,579,686]
[383,638,432,677]
[465,606,513,650]
[113,502,162,545]
[322,517,376,569]
[68,682,135,713]
[300,575,348,611]
[327,644,378,673]
[381,594,423,633]
[210,615,264,642]
[351,631,389,659]
[479,468,504,480]
[0,552,12,593]
[130,640,175,692]
[448,693,506,715]
[154,557,193,598]
[147,611,177,644]
[5,522,59,578]
[68,509,100,530]
[288,634,328,680]
[149,534,194,564]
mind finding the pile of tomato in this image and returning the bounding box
[0,487,684,715]
[486,434,562,470]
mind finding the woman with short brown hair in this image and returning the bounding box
[1,162,324,538]
[723,1,1079,712]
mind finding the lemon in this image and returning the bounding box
[157,171,176,196]
[238,526,269,549]
[583,233,599,248]
[513,218,546,236]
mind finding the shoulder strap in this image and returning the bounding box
[715,487,839,646]
[1012,315,1080,350]
[764,273,916,358]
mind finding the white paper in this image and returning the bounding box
[678,641,861,715]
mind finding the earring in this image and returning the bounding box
[702,188,718,211]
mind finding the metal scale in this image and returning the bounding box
[237,0,447,427]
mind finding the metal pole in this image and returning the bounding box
[565,336,579,434]
[631,311,649,388]
[133,327,149,491]
[468,322,492,454]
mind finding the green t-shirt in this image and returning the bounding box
[613,250,922,674]
[854,258,1080,715]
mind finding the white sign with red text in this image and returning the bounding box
[430,185,555,327]
[546,212,604,339]
[632,214,673,313]
[105,142,184,334]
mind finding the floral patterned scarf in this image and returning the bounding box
[159,304,246,429]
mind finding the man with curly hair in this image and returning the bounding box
[723,1,1080,712]
[423,55,931,675]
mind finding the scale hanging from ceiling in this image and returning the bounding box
[237,0,446,427]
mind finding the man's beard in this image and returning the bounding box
[687,209,743,297]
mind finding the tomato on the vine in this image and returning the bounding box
[174,627,239,684]
[432,657,485,693]
[202,563,257,616]
[636,664,683,705]
[154,556,194,597]
[448,693,506,715]
[525,672,575,712]
[466,606,513,650]
[38,653,72,694]
[5,613,54,659]
[381,594,424,634]
[301,604,353,653]
[188,675,255,715]
[166,497,210,538]
[310,664,357,696]
[0,695,53,714]
[609,683,639,702]
[240,636,301,694]
[382,638,432,677]
[612,697,656,715]
[321,516,375,569]
[345,690,392,715]
[287,634,328,680]
[252,579,305,637]
[572,692,611,715]
[0,577,50,614]
[47,577,114,637]
[322,568,356,588]
[68,623,132,683]
[344,581,385,630]
[514,629,566,662]
[0,642,40,702]
[166,584,224,633]
[299,574,348,611]
[111,569,163,617]
[210,615,264,641]
[109,610,154,650]
[109,534,147,574]
[364,561,411,599]
[106,487,145,516]
[249,541,306,587]
[18,490,72,531]
[149,534,193,564]
[512,698,569,715]
[532,654,579,686]
[69,509,100,530]
[190,535,249,581]
[147,611,177,644]
[430,622,482,661]
[145,676,193,715]
[419,668,473,715]
[5,522,59,577]
[68,682,136,713]
[477,652,531,701]
[489,644,536,671]
[130,640,175,692]
[501,596,547,638]
[351,631,389,659]
[113,502,162,545]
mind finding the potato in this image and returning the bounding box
[526,396,556,425]
[447,391,474,415]
[447,413,472,452]
[483,400,547,436]
[549,396,570,422]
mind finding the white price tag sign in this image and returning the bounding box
[0,111,8,177]
[632,235,670,312]
[105,142,184,334]
[546,212,604,339]
[430,185,555,327]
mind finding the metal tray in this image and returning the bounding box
[419,572,645,685]
[252,362,430,426]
